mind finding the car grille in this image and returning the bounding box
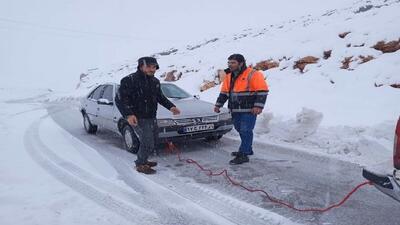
[201,115,219,123]
[174,116,218,126]
[174,118,196,126]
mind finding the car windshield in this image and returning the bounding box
[161,83,191,99]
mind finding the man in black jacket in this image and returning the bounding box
[119,57,180,174]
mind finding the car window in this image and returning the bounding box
[87,88,96,99]
[115,85,120,96]
[115,85,121,99]
[161,83,191,99]
[101,85,114,102]
[89,85,105,100]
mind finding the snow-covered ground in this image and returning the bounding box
[1,89,301,225]
[0,98,136,225]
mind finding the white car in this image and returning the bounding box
[362,116,400,202]
[80,82,233,153]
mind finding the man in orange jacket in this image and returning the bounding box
[214,54,269,164]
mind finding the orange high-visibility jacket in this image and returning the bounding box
[215,67,269,112]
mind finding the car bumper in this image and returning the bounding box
[362,168,400,202]
[157,121,233,143]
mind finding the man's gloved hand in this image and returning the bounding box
[214,106,220,113]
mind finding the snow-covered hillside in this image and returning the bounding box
[0,0,354,91]
[72,0,400,166]
[2,1,400,224]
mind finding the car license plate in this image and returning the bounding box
[183,124,214,133]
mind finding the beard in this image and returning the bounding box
[145,71,155,76]
[228,66,237,71]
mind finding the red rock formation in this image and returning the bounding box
[339,31,351,38]
[216,69,227,84]
[372,39,400,53]
[341,56,354,70]
[200,81,216,92]
[293,56,319,73]
[323,50,332,60]
[391,84,400,89]
[358,55,374,64]
[164,70,182,82]
[254,60,280,71]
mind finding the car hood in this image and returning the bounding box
[157,98,229,119]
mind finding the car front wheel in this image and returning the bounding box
[122,125,140,154]
[83,113,97,134]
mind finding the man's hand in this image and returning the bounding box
[251,107,263,115]
[170,107,181,115]
[214,106,220,113]
[127,115,138,126]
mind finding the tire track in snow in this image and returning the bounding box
[48,103,400,225]
[62,128,297,225]
[30,110,238,225]
[24,117,159,225]
[157,138,368,224]
[81,144,239,225]
[146,165,299,225]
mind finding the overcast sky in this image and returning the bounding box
[0,0,352,91]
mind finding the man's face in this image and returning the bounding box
[228,60,242,72]
[140,64,158,76]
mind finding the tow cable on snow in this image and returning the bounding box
[165,142,372,213]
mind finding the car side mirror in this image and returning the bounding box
[97,98,113,105]
[194,95,200,100]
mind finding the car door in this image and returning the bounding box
[85,85,105,125]
[97,84,116,130]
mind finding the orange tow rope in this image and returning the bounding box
[166,142,373,213]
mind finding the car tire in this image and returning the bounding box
[205,134,223,142]
[83,113,97,134]
[122,125,140,154]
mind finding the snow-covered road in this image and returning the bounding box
[48,102,400,225]
[1,98,399,225]
[13,100,297,225]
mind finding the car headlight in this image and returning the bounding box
[157,119,176,127]
[218,112,231,121]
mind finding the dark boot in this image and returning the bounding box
[145,161,158,167]
[231,150,253,156]
[136,165,156,174]
[229,153,249,165]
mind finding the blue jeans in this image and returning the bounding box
[133,118,157,166]
[231,112,257,155]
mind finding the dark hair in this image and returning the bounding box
[228,54,246,67]
[137,56,160,70]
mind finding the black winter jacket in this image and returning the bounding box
[118,70,175,119]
